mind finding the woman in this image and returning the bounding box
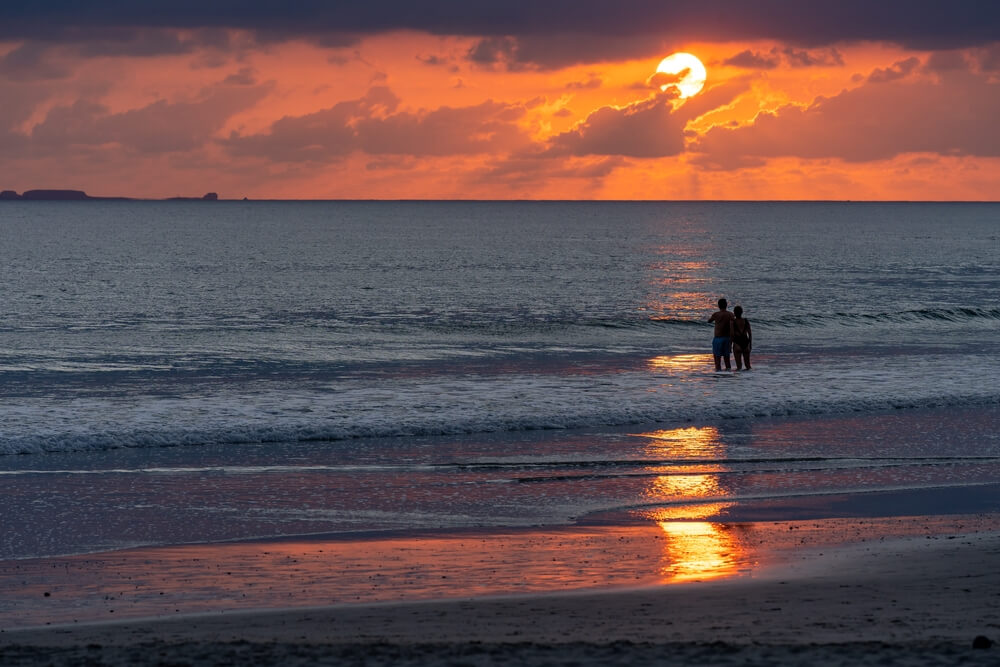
[732,305,752,370]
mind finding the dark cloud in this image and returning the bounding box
[628,69,693,91]
[868,57,920,83]
[924,50,968,72]
[722,47,842,70]
[566,75,602,90]
[0,28,245,81]
[723,50,780,70]
[691,70,1000,166]
[548,79,747,158]
[646,70,690,90]
[547,94,687,158]
[416,54,452,67]
[358,100,527,155]
[0,41,72,80]
[467,33,670,70]
[0,84,48,128]
[783,47,844,67]
[224,86,531,161]
[3,27,237,58]
[76,28,231,57]
[25,83,269,155]
[0,82,51,151]
[979,44,1000,71]
[4,2,999,68]
[223,66,257,85]
[466,36,517,66]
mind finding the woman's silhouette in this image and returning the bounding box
[732,305,752,370]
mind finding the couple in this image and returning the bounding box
[707,298,752,372]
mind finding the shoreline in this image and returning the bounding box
[2,529,999,666]
[3,404,999,664]
[3,513,998,633]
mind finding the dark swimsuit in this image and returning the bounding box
[733,319,750,348]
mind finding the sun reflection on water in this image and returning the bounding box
[641,425,723,457]
[640,426,727,501]
[647,505,747,582]
[648,353,713,373]
[633,426,751,582]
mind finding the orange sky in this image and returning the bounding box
[3,20,1000,200]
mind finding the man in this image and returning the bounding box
[708,298,734,372]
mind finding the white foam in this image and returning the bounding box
[1,353,996,456]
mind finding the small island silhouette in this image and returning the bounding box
[0,189,223,201]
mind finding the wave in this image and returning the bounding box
[6,455,994,477]
[2,389,997,457]
[644,307,1000,330]
[3,306,994,341]
[755,307,1000,328]
[2,348,997,457]
[423,306,1000,335]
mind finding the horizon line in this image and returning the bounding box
[3,197,999,204]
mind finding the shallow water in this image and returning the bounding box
[2,407,998,560]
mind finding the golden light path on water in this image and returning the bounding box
[634,426,744,581]
[648,353,715,372]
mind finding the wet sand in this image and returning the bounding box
[2,512,997,628]
[2,519,1000,665]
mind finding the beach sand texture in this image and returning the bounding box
[3,525,999,666]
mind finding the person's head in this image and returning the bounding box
[718,298,727,310]
[734,305,743,318]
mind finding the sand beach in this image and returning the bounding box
[2,515,999,666]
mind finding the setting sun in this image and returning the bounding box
[656,52,707,98]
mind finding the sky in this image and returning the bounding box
[3,1,1000,200]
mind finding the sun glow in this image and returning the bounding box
[656,52,707,98]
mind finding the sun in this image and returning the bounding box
[656,52,707,98]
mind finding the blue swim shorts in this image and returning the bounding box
[712,336,731,357]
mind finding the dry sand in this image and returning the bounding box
[3,529,1000,665]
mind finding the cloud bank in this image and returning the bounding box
[692,65,1000,167]
[5,1,1000,70]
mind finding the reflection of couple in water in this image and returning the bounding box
[707,298,752,372]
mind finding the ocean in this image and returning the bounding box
[1,201,999,563]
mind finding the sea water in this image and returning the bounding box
[1,201,998,559]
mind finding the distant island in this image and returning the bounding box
[0,189,221,201]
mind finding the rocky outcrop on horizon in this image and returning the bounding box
[22,189,91,200]
[165,192,220,201]
[1,189,97,200]
[0,190,223,201]
[1,189,92,200]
